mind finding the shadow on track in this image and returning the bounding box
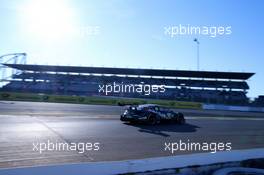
[124,122,200,137]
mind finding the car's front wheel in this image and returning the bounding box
[174,113,185,124]
[177,113,185,124]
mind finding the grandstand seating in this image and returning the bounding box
[0,64,255,105]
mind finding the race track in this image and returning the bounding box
[0,101,264,168]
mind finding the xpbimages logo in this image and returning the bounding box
[32,140,100,154]
[98,82,166,96]
[164,24,232,38]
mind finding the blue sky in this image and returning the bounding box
[0,0,263,98]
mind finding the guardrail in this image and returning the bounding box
[2,92,264,112]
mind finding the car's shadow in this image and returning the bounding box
[124,122,200,137]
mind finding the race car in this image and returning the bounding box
[120,104,185,125]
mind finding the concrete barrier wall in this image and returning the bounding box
[0,148,264,175]
[203,104,264,113]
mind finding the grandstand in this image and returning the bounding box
[0,63,255,105]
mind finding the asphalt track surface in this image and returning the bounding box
[0,101,264,169]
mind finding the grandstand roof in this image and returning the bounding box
[4,64,254,80]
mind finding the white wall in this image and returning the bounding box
[203,104,264,113]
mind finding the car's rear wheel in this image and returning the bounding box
[148,115,157,125]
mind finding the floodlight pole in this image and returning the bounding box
[194,38,200,71]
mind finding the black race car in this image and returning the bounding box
[120,104,185,125]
